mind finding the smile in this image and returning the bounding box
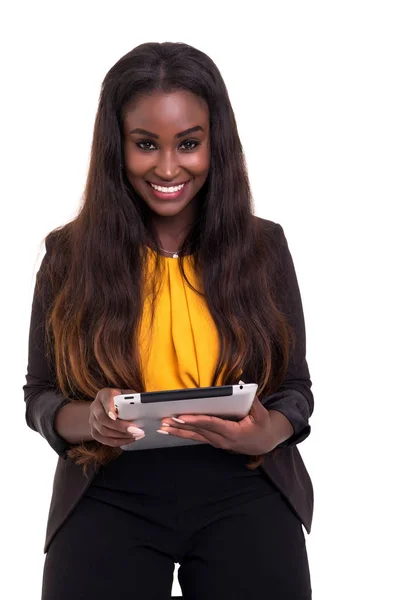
[149,182,187,193]
[147,181,190,200]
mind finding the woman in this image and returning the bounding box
[23,42,314,599]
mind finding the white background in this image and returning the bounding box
[1,1,399,598]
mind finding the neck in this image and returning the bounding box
[150,200,198,253]
[155,222,189,252]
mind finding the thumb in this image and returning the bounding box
[108,389,137,420]
[106,388,124,420]
[248,396,268,423]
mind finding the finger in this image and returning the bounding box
[94,402,142,436]
[157,427,211,446]
[93,406,145,442]
[163,414,236,436]
[98,388,123,421]
[95,407,142,430]
[248,396,270,423]
[92,433,145,448]
[158,423,231,449]
[95,422,144,439]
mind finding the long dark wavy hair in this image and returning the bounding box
[36,42,294,474]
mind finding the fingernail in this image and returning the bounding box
[127,426,145,435]
[157,429,169,435]
[161,422,170,427]
[108,411,117,421]
[134,433,145,441]
[172,417,185,424]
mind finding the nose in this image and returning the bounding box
[153,148,180,181]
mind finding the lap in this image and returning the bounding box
[41,495,175,600]
[178,491,312,600]
[42,452,311,600]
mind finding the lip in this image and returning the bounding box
[146,180,190,200]
[146,181,190,187]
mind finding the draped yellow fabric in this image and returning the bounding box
[138,251,224,392]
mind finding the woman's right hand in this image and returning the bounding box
[89,388,145,447]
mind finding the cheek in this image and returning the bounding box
[186,149,210,176]
[123,141,151,176]
[125,155,153,178]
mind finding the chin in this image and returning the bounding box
[141,190,198,216]
[148,202,191,218]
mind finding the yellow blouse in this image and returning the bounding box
[138,250,223,392]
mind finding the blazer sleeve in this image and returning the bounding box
[22,238,72,459]
[260,223,314,447]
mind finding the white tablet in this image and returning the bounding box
[113,383,258,451]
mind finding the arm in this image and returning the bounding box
[267,409,295,447]
[22,237,92,458]
[260,222,314,447]
[55,402,92,444]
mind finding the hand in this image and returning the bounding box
[89,388,145,447]
[159,396,278,455]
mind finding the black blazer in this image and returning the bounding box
[23,217,314,553]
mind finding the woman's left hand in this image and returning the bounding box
[159,396,278,455]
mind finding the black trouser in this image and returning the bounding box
[42,444,312,599]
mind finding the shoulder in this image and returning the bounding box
[252,215,286,250]
[44,224,70,256]
[40,226,71,277]
[37,226,70,293]
[251,217,295,285]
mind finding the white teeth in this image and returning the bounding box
[150,182,186,193]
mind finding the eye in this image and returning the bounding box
[180,139,200,151]
[135,139,201,152]
[136,140,156,151]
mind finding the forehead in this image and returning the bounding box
[123,90,209,134]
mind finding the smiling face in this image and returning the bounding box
[122,90,210,222]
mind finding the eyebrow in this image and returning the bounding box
[128,125,204,139]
